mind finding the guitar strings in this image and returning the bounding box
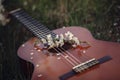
[17,14,79,66]
[14,11,82,66]
[60,47,88,62]
[19,12,89,66]
[24,12,92,61]
[31,28,89,66]
[13,10,91,67]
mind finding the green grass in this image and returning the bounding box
[1,0,120,80]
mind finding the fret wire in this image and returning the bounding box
[11,10,87,66]
[12,14,47,39]
[17,16,52,37]
[18,19,45,39]
[15,16,44,33]
[16,16,48,39]
[22,14,50,31]
[21,13,57,38]
[15,10,52,33]
[12,12,48,34]
[13,10,54,36]
[24,17,52,35]
[16,10,56,37]
[12,10,56,39]
[12,10,46,31]
[17,17,55,39]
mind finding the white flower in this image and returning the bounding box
[0,0,9,25]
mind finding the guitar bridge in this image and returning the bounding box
[73,58,99,73]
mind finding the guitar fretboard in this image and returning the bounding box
[10,8,56,39]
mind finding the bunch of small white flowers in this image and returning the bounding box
[0,0,9,25]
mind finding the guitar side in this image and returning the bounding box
[18,27,120,80]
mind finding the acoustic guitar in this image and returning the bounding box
[10,9,120,80]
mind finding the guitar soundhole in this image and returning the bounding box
[48,42,72,53]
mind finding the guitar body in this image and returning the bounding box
[18,27,120,80]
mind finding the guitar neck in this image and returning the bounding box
[10,8,56,39]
